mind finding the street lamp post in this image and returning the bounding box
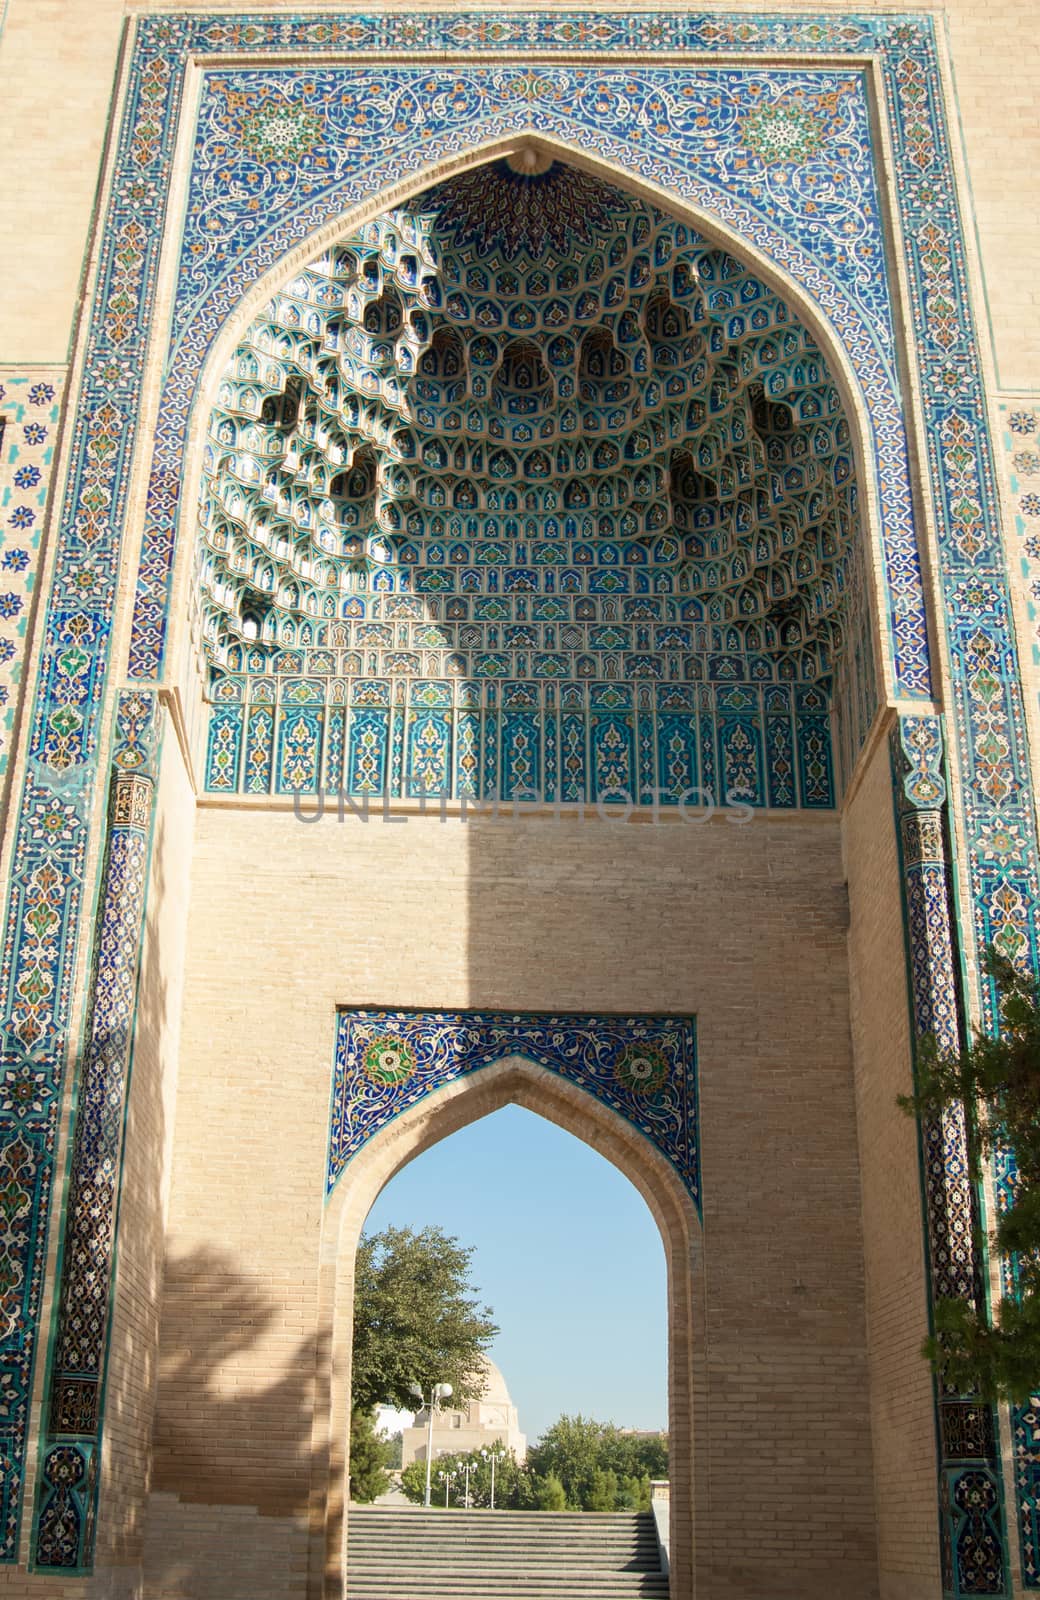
[463,1456,475,1510]
[437,1468,457,1509]
[409,1381,453,1509]
[480,1444,506,1511]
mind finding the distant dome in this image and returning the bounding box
[473,1354,512,1407]
[400,1350,526,1466]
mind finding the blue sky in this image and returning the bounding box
[363,1105,667,1444]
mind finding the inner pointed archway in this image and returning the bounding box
[318,1053,704,1600]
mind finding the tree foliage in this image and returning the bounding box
[533,1471,568,1510]
[528,1414,666,1510]
[348,1407,393,1503]
[898,946,1040,1401]
[351,1225,499,1413]
[397,1417,667,1512]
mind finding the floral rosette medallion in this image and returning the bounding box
[361,1034,416,1087]
[614,1041,670,1096]
[240,102,324,163]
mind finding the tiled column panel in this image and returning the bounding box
[33,698,157,1571]
[891,715,1007,1598]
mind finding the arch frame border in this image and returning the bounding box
[168,98,900,812]
[143,54,919,707]
[0,11,1030,1595]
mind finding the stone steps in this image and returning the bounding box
[347,1508,668,1599]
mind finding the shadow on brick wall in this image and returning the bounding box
[141,1244,328,1599]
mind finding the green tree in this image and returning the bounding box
[621,1474,652,1511]
[400,1455,431,1506]
[600,1430,668,1485]
[527,1414,604,1507]
[532,1471,568,1510]
[898,946,1040,1400]
[351,1226,499,1413]
[348,1407,393,1503]
[399,1419,668,1513]
[586,1468,619,1511]
[527,1415,668,1510]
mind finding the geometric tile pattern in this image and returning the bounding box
[1014,1392,1040,1589]
[0,367,66,1567]
[940,1468,1009,1600]
[138,52,929,701]
[891,715,1007,1597]
[29,1442,95,1575]
[0,13,1023,1586]
[0,373,63,800]
[330,1009,699,1208]
[199,168,863,669]
[33,760,155,1571]
[205,658,837,812]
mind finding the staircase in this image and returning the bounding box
[346,1507,669,1599]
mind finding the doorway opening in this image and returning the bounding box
[358,1105,668,1512]
[318,1055,703,1598]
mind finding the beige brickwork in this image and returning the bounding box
[92,710,198,1590]
[844,729,941,1597]
[135,805,880,1600]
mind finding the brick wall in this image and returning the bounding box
[139,804,879,1600]
[91,717,197,1591]
[844,733,940,1597]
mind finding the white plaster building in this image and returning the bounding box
[401,1358,527,1465]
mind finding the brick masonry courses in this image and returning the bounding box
[159,799,875,1600]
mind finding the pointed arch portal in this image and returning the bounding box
[319,1041,703,1600]
[7,17,1033,1600]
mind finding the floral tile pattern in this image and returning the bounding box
[0,374,62,787]
[997,401,1040,669]
[330,1009,699,1205]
